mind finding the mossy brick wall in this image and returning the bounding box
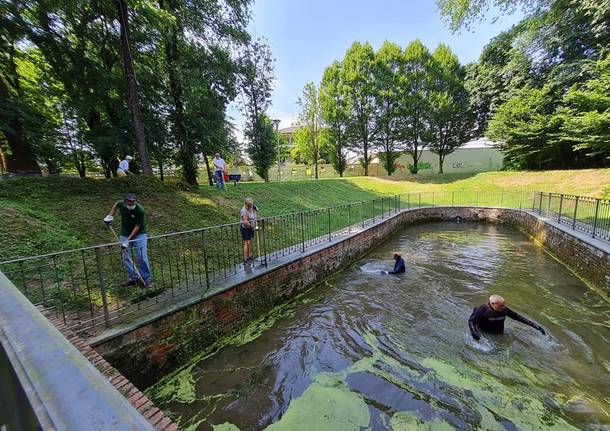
[93,207,609,388]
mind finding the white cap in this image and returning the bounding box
[125,155,133,161]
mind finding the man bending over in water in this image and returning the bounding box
[381,253,406,275]
[469,294,546,340]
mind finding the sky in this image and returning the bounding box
[231,0,522,132]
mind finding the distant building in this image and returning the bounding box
[278,125,299,150]
[346,138,503,174]
[393,138,503,174]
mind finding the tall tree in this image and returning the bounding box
[399,39,434,174]
[294,82,323,179]
[0,0,42,173]
[246,114,276,181]
[320,61,350,177]
[372,41,404,176]
[429,44,474,173]
[342,42,377,176]
[116,0,152,174]
[239,38,276,181]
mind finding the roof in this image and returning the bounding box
[279,125,299,134]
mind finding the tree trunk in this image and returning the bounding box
[116,0,153,175]
[157,158,165,181]
[2,118,42,174]
[160,0,198,186]
[203,153,213,186]
[438,153,444,174]
[363,140,369,176]
[0,55,41,174]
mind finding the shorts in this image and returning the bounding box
[240,226,254,241]
[117,170,127,177]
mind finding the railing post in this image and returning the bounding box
[432,192,435,207]
[572,196,579,229]
[407,193,410,209]
[373,200,376,222]
[261,219,268,266]
[419,193,421,207]
[592,198,600,238]
[451,191,454,207]
[327,207,332,242]
[361,202,365,229]
[547,193,551,216]
[519,192,523,210]
[557,194,564,223]
[201,230,210,292]
[381,198,384,219]
[300,212,305,252]
[538,192,543,214]
[500,192,504,208]
[94,248,111,328]
[348,204,352,233]
[532,192,535,211]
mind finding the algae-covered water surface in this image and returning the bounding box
[148,222,610,430]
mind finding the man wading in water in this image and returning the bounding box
[381,252,406,274]
[468,294,546,340]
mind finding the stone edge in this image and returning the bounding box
[40,307,179,431]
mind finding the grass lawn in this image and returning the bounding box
[1,168,608,260]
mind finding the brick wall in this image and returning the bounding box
[93,207,609,389]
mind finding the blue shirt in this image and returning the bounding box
[389,257,406,274]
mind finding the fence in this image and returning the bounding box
[0,190,605,335]
[532,192,610,241]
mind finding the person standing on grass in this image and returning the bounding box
[104,193,153,288]
[213,153,226,190]
[240,197,257,264]
[117,155,133,176]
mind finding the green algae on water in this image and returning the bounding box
[265,373,370,431]
[212,423,241,431]
[391,411,456,431]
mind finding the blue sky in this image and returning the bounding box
[232,0,522,131]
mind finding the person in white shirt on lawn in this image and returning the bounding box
[213,153,226,190]
[117,155,133,176]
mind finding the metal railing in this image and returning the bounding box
[0,190,605,335]
[532,192,610,241]
[0,196,400,335]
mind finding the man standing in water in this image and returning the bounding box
[381,253,406,274]
[468,294,546,340]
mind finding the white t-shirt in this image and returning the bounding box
[213,158,226,172]
[118,159,129,173]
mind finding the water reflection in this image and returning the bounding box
[149,222,610,430]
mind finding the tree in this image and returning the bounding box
[399,40,434,174]
[554,54,610,165]
[429,44,474,173]
[0,1,42,173]
[372,41,404,176]
[294,82,323,178]
[116,0,152,175]
[246,114,276,181]
[342,42,377,176]
[487,86,564,169]
[320,61,350,177]
[239,38,276,181]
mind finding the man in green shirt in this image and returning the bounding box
[104,193,152,287]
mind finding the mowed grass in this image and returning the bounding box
[0,168,608,260]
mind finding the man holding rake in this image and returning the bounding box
[103,193,153,288]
